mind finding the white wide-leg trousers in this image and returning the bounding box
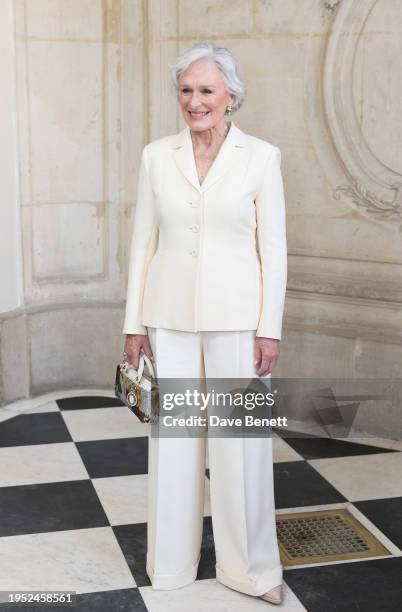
[145,327,283,596]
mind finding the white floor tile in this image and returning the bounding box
[0,442,88,487]
[273,436,304,462]
[61,407,151,441]
[93,474,149,525]
[93,474,211,526]
[1,389,114,414]
[139,578,306,612]
[25,400,60,414]
[309,451,402,501]
[0,410,16,423]
[0,527,135,594]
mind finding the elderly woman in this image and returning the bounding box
[122,42,287,605]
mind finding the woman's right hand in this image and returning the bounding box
[123,333,154,370]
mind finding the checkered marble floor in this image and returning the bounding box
[0,392,401,611]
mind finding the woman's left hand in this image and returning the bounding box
[254,337,280,376]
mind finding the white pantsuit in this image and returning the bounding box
[122,119,287,597]
[145,327,283,596]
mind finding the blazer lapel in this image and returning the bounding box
[171,126,200,192]
[171,121,249,193]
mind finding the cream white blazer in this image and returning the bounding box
[122,120,287,339]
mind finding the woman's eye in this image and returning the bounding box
[180,89,212,94]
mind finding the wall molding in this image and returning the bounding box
[323,0,402,222]
[285,289,402,345]
[1,291,401,346]
[14,0,122,301]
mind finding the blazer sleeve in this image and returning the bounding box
[122,145,158,335]
[255,146,287,340]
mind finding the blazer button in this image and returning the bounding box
[189,249,198,257]
[190,224,199,233]
[188,201,199,208]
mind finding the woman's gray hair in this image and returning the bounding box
[169,42,246,114]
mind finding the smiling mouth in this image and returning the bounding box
[187,110,211,118]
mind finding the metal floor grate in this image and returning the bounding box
[276,508,391,566]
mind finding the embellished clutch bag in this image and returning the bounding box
[114,351,159,423]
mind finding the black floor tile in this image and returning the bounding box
[354,496,402,550]
[0,480,110,537]
[76,437,148,479]
[0,412,72,447]
[274,461,347,508]
[284,556,402,612]
[75,588,147,611]
[57,396,124,411]
[113,522,150,588]
[0,588,147,612]
[114,516,217,588]
[275,428,397,460]
[197,516,216,580]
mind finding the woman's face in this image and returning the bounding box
[178,59,234,131]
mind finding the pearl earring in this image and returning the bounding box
[226,104,232,115]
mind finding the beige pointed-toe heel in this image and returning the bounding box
[259,584,282,605]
